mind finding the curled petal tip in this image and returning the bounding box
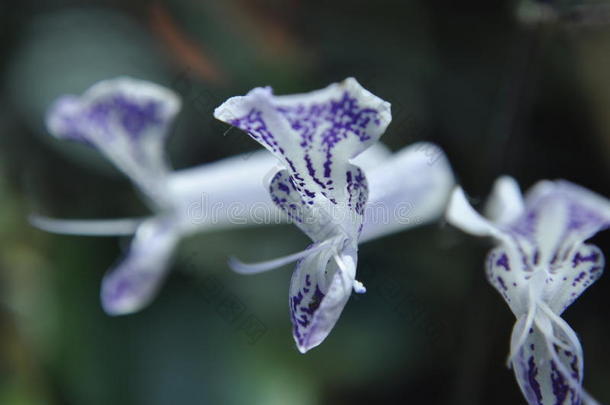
[100,217,179,315]
[353,280,366,294]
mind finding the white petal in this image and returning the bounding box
[484,175,525,225]
[360,142,455,242]
[100,216,181,315]
[351,142,392,172]
[445,186,510,243]
[167,149,285,233]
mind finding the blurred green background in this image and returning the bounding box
[0,0,609,404]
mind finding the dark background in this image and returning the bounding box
[0,0,609,404]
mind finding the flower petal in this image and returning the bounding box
[511,180,610,267]
[511,311,587,405]
[289,241,357,353]
[484,176,525,225]
[547,243,604,314]
[101,216,181,315]
[167,149,285,233]
[361,142,455,242]
[445,186,511,243]
[214,78,390,237]
[486,245,532,316]
[269,168,335,240]
[351,142,392,171]
[46,77,181,207]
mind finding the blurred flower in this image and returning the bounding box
[33,76,397,317]
[215,78,454,353]
[38,77,285,315]
[446,176,609,405]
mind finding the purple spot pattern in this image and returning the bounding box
[55,94,164,144]
[481,183,610,405]
[229,90,381,213]
[276,91,379,180]
[558,244,604,312]
[269,170,308,225]
[486,248,520,305]
[508,193,609,267]
[514,331,583,405]
[497,253,510,271]
[487,184,609,314]
[346,166,368,216]
[289,255,327,348]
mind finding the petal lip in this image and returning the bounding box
[45,77,182,208]
[290,243,357,353]
[100,216,180,315]
[84,77,182,118]
[46,95,88,143]
[46,76,181,142]
[273,77,392,133]
[214,77,391,135]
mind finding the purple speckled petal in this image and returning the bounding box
[289,241,357,353]
[547,243,604,315]
[449,178,608,405]
[101,216,180,315]
[46,77,181,207]
[269,169,334,240]
[485,245,530,316]
[511,180,610,267]
[511,312,586,405]
[215,78,390,239]
[217,79,388,352]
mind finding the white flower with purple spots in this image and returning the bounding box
[40,77,288,315]
[446,176,609,405]
[38,77,429,318]
[214,78,393,353]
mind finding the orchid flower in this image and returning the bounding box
[40,77,282,315]
[35,76,400,316]
[214,78,454,353]
[446,176,609,405]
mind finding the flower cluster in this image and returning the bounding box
[38,76,608,404]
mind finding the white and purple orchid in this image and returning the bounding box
[40,77,286,315]
[446,176,609,405]
[36,77,455,350]
[214,78,454,353]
